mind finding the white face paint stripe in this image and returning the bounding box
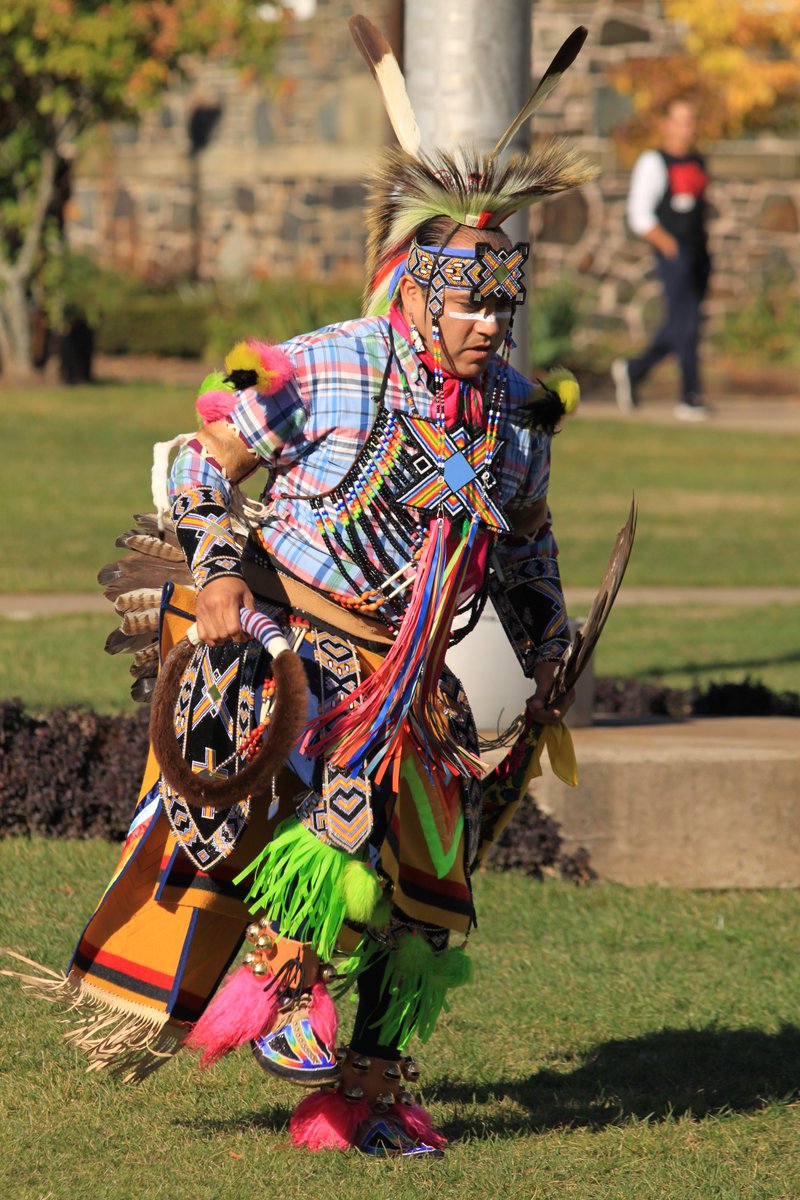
[446,307,512,323]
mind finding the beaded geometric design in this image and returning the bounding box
[406,239,529,318]
[312,631,373,851]
[191,654,240,738]
[397,415,510,533]
[468,243,528,307]
[487,557,570,677]
[172,483,243,590]
[161,640,263,870]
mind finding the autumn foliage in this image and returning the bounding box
[611,0,800,158]
[0,0,281,376]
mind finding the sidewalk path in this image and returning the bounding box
[2,587,799,620]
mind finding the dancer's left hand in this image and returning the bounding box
[526,661,575,726]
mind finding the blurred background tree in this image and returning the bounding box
[611,0,800,161]
[0,0,280,381]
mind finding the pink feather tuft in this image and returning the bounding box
[195,389,239,423]
[308,982,338,1048]
[183,964,280,1066]
[245,339,296,395]
[289,1090,371,1152]
[394,1102,447,1149]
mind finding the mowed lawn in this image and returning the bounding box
[2,382,799,592]
[2,382,799,709]
[2,838,800,1200]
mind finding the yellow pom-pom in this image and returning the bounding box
[224,341,262,379]
[544,367,580,416]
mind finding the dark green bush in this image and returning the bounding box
[96,293,211,357]
[94,277,364,360]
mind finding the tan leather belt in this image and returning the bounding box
[242,557,394,648]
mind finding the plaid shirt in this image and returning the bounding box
[171,315,556,598]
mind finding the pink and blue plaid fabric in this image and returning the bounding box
[171,316,555,598]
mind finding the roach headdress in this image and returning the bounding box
[348,15,599,317]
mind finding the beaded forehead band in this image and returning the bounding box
[406,239,530,318]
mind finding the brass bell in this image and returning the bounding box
[245,923,260,942]
[258,916,272,929]
[382,1063,402,1081]
[343,1085,364,1102]
[243,952,256,966]
[402,1057,420,1080]
[335,1046,348,1062]
[351,1055,371,1072]
[255,933,273,949]
[399,1089,414,1105]
[374,1091,395,1108]
[251,960,269,976]
[320,963,338,983]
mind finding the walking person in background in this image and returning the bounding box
[612,98,712,420]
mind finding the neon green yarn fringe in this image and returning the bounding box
[232,818,378,960]
[337,934,473,1051]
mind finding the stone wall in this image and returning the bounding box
[66,0,800,346]
[529,0,800,347]
[67,0,395,285]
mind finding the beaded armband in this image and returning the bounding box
[488,554,570,677]
[171,483,244,590]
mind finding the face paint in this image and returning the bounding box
[446,306,513,323]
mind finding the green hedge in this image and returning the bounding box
[94,279,364,360]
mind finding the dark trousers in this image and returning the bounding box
[628,247,710,402]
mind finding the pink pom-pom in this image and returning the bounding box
[394,1102,447,1149]
[290,1090,371,1152]
[308,982,338,1049]
[183,964,280,1066]
[245,339,295,395]
[196,389,239,423]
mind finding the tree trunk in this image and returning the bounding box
[0,276,36,382]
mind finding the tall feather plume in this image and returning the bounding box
[348,15,421,159]
[364,143,599,315]
[492,26,588,158]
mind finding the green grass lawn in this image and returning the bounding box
[2,839,800,1199]
[2,601,798,714]
[550,416,799,588]
[2,383,798,592]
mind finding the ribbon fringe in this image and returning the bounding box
[2,951,183,1084]
[302,517,487,785]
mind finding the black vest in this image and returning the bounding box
[654,150,708,258]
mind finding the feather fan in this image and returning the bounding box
[547,498,638,706]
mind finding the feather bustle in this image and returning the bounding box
[115,531,185,562]
[120,607,161,635]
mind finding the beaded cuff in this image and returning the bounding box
[488,555,570,677]
[171,483,244,590]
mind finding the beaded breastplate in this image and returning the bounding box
[306,398,508,639]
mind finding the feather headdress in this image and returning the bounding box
[348,15,599,317]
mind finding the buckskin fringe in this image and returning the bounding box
[1,951,185,1084]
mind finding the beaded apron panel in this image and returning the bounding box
[161,639,263,871]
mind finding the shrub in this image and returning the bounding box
[529,277,582,370]
[716,284,800,365]
[0,699,149,840]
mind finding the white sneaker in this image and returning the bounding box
[673,399,710,421]
[611,358,635,411]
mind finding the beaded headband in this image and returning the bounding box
[406,240,530,318]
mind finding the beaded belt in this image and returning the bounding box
[241,550,394,650]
